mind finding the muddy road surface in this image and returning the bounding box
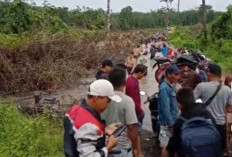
[140,58,160,157]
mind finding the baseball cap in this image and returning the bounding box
[165,65,180,75]
[207,63,221,77]
[88,79,121,103]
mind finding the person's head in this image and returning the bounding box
[102,59,113,73]
[207,63,222,81]
[165,65,180,84]
[109,67,127,90]
[87,79,121,113]
[176,88,195,113]
[133,64,148,80]
[115,63,127,70]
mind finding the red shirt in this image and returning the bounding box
[126,76,143,116]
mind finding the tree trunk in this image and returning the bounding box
[107,0,111,31]
[177,0,180,12]
[202,0,207,38]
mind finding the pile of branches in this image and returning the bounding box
[0,32,135,94]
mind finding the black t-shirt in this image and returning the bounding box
[166,103,216,157]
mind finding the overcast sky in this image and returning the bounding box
[32,0,231,12]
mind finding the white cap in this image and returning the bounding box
[88,79,122,103]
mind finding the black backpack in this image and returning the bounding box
[180,116,221,157]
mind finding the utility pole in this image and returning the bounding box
[202,0,207,38]
[107,0,111,31]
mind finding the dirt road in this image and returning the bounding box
[140,58,161,157]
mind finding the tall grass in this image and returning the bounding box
[0,104,64,157]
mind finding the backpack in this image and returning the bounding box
[180,117,221,157]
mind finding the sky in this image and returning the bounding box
[32,0,231,12]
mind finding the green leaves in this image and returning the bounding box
[211,6,232,40]
[0,105,63,157]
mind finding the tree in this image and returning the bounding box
[160,0,174,26]
[160,0,174,12]
[8,0,31,34]
[177,0,180,12]
[107,0,111,31]
[202,0,207,38]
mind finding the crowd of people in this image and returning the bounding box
[63,33,232,157]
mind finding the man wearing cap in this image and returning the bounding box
[194,63,232,152]
[96,59,113,80]
[158,65,180,156]
[63,79,121,157]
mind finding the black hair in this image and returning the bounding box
[108,67,127,88]
[115,63,127,70]
[133,64,147,74]
[208,63,222,78]
[102,59,113,68]
[176,88,195,112]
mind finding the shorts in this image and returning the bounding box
[159,125,172,149]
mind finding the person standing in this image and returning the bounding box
[166,88,219,157]
[158,65,180,156]
[126,64,147,128]
[194,63,232,152]
[101,67,143,157]
[96,59,113,80]
[162,44,168,57]
[63,79,121,157]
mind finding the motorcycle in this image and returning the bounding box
[141,91,160,138]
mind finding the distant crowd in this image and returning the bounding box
[63,33,232,157]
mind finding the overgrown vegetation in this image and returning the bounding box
[0,30,149,94]
[0,104,63,157]
[168,6,232,73]
[0,0,222,33]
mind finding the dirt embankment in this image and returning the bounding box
[0,30,148,96]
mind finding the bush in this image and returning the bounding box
[0,104,63,157]
[168,26,232,73]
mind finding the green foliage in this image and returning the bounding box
[7,0,31,34]
[169,25,232,73]
[0,1,222,34]
[211,6,232,39]
[0,104,63,157]
[168,27,199,49]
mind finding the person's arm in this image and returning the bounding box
[124,98,142,157]
[76,124,118,157]
[128,124,142,157]
[193,83,202,100]
[159,87,174,126]
[227,88,232,106]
